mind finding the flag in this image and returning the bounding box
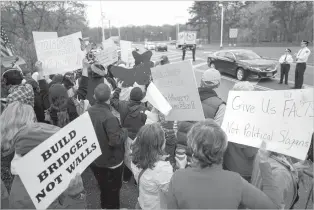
[1,26,14,57]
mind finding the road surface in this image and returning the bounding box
[82,44,313,209]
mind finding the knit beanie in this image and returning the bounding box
[201,68,221,89]
[130,87,143,101]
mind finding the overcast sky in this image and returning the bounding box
[84,1,193,28]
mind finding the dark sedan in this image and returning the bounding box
[155,43,168,51]
[207,49,279,81]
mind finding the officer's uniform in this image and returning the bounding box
[278,49,293,85]
[182,44,187,60]
[294,41,311,89]
[191,44,196,62]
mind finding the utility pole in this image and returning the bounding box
[109,20,111,38]
[100,1,105,42]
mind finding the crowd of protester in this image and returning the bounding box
[1,51,313,210]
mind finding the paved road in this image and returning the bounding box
[82,45,313,209]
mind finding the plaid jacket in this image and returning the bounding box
[7,84,34,107]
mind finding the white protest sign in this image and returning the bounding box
[95,47,118,67]
[120,40,133,65]
[151,60,205,121]
[33,31,58,42]
[14,112,102,209]
[222,89,314,160]
[145,82,172,116]
[34,32,85,75]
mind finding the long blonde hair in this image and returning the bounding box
[0,101,35,153]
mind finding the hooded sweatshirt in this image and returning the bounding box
[9,123,86,209]
[110,87,147,139]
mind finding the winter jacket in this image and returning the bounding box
[1,179,9,209]
[88,103,128,168]
[110,88,147,140]
[8,123,86,209]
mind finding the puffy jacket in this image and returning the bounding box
[110,88,147,140]
[8,123,86,209]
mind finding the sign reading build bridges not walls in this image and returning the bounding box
[14,113,102,210]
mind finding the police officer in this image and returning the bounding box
[191,44,196,62]
[293,40,311,89]
[278,48,293,85]
[182,43,187,60]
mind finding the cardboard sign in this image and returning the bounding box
[221,89,314,160]
[145,82,172,116]
[14,112,102,209]
[95,46,118,67]
[32,32,58,42]
[34,32,85,75]
[120,40,132,64]
[151,61,205,121]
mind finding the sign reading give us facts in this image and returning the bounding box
[221,89,314,160]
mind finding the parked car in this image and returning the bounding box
[147,43,156,50]
[207,49,278,81]
[155,43,167,51]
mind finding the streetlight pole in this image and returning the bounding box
[100,1,105,42]
[219,3,224,49]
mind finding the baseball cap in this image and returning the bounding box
[201,68,221,88]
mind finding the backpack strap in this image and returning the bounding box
[137,168,147,190]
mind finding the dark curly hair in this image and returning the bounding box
[131,123,166,170]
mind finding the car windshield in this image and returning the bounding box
[234,51,261,60]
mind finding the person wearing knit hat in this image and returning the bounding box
[88,83,128,209]
[110,81,148,184]
[198,68,225,125]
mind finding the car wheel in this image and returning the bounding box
[236,68,247,81]
[209,63,215,69]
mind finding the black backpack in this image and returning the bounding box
[122,105,147,139]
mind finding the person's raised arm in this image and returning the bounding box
[240,142,281,209]
[77,59,89,100]
[110,81,123,112]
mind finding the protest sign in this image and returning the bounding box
[120,40,132,64]
[14,112,102,209]
[145,82,172,116]
[151,60,205,121]
[34,32,85,75]
[33,32,58,42]
[221,89,314,160]
[95,46,118,67]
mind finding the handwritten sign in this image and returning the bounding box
[34,32,85,75]
[14,113,102,209]
[151,60,205,121]
[221,89,314,160]
[95,47,118,67]
[120,40,133,65]
[32,31,58,42]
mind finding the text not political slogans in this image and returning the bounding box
[221,89,313,160]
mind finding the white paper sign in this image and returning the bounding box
[120,40,132,65]
[221,89,314,160]
[145,82,172,116]
[95,46,118,67]
[34,32,85,75]
[151,61,205,121]
[14,112,102,209]
[33,31,58,42]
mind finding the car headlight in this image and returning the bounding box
[249,66,261,71]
